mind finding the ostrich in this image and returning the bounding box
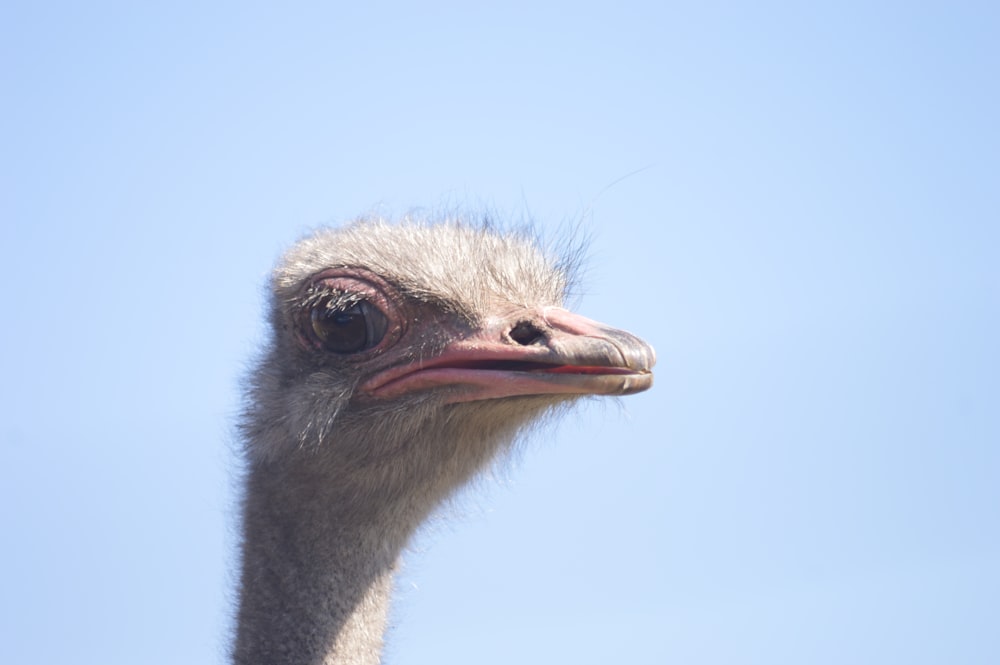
[233,217,655,664]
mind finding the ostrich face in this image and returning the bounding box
[291,265,654,405]
[244,221,655,467]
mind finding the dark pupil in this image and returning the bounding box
[312,303,368,353]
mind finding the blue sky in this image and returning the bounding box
[1,2,997,663]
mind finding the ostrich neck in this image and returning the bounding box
[233,458,418,665]
[232,400,538,664]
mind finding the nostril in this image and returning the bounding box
[509,320,547,346]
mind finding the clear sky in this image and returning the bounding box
[1,2,997,663]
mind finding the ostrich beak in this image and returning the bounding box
[363,307,655,403]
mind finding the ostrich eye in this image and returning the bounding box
[310,300,388,353]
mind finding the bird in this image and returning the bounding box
[232,216,655,664]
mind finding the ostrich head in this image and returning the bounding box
[233,217,655,664]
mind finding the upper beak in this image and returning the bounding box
[363,306,655,404]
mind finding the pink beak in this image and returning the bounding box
[363,307,655,404]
